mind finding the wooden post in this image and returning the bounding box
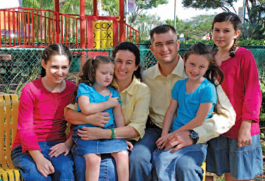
[54,0,60,43]
[80,0,86,66]
[119,0,125,43]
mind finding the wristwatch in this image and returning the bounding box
[189,130,199,144]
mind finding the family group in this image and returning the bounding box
[11,12,263,181]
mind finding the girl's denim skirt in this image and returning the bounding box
[72,126,127,157]
[206,134,263,180]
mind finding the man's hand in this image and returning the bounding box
[164,130,193,153]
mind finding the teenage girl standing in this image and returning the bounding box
[206,12,263,181]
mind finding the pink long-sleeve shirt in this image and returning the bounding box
[12,78,77,153]
[219,47,262,139]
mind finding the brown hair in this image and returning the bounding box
[41,43,72,77]
[79,56,116,89]
[184,43,226,116]
[150,24,178,44]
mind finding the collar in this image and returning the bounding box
[153,55,185,79]
[114,76,140,96]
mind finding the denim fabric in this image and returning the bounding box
[73,154,117,181]
[153,143,207,181]
[72,127,127,156]
[11,142,75,181]
[206,134,263,180]
[129,127,162,181]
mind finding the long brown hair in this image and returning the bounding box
[184,43,226,116]
[78,56,116,89]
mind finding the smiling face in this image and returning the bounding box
[114,50,138,83]
[184,54,209,82]
[150,30,180,65]
[41,55,70,85]
[94,63,114,87]
[212,21,241,50]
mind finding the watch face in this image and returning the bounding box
[190,131,198,139]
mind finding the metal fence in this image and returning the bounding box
[0,46,265,95]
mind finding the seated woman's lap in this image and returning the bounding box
[74,153,117,181]
[11,142,75,181]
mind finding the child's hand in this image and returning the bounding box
[107,93,120,107]
[126,141,133,151]
[237,120,252,147]
[49,143,71,157]
[156,134,170,149]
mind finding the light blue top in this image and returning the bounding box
[171,78,217,131]
[76,83,121,128]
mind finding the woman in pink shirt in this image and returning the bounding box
[11,43,76,181]
[206,12,263,181]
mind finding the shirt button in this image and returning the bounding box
[54,111,56,113]
[55,105,57,107]
[55,99,57,101]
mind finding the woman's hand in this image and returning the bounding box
[156,134,170,149]
[126,141,134,151]
[90,112,110,127]
[238,120,252,147]
[78,126,107,140]
[49,143,71,157]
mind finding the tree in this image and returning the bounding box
[165,14,215,40]
[182,0,238,13]
[129,13,165,40]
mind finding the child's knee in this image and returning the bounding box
[84,154,101,167]
[112,151,128,161]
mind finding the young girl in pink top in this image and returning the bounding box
[11,43,76,181]
[206,12,263,181]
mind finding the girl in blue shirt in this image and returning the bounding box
[153,43,224,181]
[53,56,131,181]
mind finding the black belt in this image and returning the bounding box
[146,116,160,129]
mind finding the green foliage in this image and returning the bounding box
[182,0,237,12]
[165,15,215,40]
[129,0,168,23]
[129,14,165,40]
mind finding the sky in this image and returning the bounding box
[145,0,244,21]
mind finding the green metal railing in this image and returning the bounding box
[0,46,265,95]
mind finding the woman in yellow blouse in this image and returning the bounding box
[65,42,151,181]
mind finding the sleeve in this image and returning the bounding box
[17,84,41,153]
[193,85,236,143]
[64,103,78,116]
[111,88,122,104]
[126,86,151,140]
[171,81,181,100]
[240,51,262,123]
[76,83,91,102]
[200,83,217,104]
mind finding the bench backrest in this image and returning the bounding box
[0,94,19,169]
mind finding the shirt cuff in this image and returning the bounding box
[127,123,145,141]
[242,112,259,123]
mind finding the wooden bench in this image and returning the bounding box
[0,94,21,181]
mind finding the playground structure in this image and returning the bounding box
[0,0,140,64]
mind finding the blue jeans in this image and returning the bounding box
[74,154,117,181]
[153,143,207,181]
[129,127,162,181]
[11,142,75,181]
